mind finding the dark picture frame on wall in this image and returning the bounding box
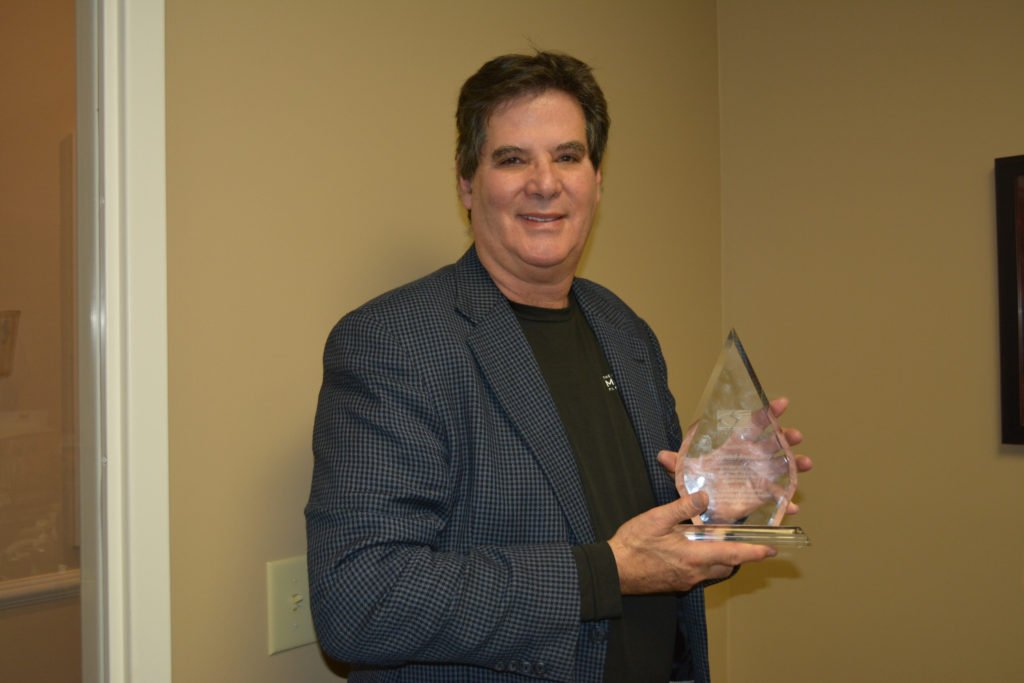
[995,154,1024,444]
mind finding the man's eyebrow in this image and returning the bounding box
[556,141,587,155]
[491,142,588,161]
[491,145,525,160]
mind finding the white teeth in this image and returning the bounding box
[523,215,560,222]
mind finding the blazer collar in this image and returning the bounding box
[574,281,679,505]
[453,245,506,324]
[454,245,676,532]
[455,246,594,542]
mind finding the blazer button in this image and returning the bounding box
[507,661,519,673]
[589,629,607,643]
[494,660,506,671]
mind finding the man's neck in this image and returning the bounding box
[489,270,573,309]
[476,250,576,309]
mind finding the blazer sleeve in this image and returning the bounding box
[306,306,584,678]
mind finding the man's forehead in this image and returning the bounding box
[483,91,588,147]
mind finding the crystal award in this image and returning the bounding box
[678,330,810,547]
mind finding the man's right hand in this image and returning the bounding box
[606,491,777,594]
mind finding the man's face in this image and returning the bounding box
[458,89,602,303]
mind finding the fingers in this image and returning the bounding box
[751,401,791,433]
[769,401,808,468]
[657,449,677,475]
[769,396,789,417]
[782,456,812,516]
[696,541,777,567]
[741,543,777,562]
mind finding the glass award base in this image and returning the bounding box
[682,524,810,547]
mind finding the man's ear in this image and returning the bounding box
[457,174,473,210]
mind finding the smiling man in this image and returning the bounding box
[307,52,809,683]
[457,88,601,308]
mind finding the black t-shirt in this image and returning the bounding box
[512,295,684,682]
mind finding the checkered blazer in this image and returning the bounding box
[307,246,710,682]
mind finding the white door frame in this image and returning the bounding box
[79,1,171,681]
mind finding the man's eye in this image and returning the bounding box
[498,156,524,166]
[557,154,582,163]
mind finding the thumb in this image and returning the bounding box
[674,424,698,493]
[658,490,708,526]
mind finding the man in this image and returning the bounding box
[307,51,810,682]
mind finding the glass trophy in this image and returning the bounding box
[678,330,810,547]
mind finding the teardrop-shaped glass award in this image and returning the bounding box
[678,330,810,546]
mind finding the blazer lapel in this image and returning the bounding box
[574,282,679,506]
[454,249,595,544]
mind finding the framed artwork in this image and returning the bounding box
[995,155,1024,443]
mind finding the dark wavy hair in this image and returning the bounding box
[456,51,610,181]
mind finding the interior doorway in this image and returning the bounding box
[0,2,171,680]
[0,1,83,681]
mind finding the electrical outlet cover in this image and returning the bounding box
[266,555,317,654]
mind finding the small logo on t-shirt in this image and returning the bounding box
[602,374,617,391]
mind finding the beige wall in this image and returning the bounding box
[715,1,1024,681]
[167,1,1024,680]
[165,1,721,680]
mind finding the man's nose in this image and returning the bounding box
[525,160,561,198]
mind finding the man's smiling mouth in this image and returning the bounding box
[520,214,564,223]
